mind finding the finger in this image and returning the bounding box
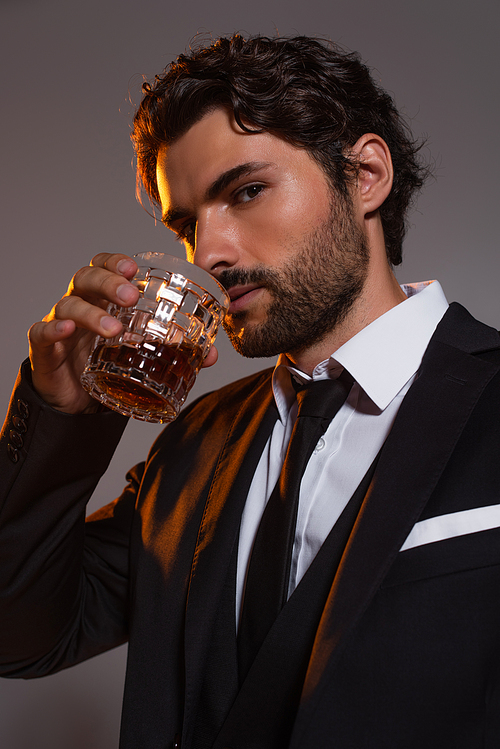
[202,345,218,368]
[90,253,138,279]
[69,264,139,309]
[52,295,124,338]
[29,318,77,350]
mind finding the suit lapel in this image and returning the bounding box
[181,370,278,743]
[291,306,500,745]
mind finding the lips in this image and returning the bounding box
[226,284,263,313]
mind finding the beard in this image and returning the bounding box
[218,198,370,359]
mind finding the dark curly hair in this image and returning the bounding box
[132,34,428,265]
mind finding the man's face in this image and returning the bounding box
[156,108,369,358]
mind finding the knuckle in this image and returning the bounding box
[28,320,49,346]
[90,252,111,268]
[27,321,39,342]
[72,265,91,288]
[41,303,56,324]
[70,265,111,301]
[54,296,71,317]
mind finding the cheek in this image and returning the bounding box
[282,172,332,226]
[255,183,331,253]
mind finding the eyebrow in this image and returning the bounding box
[161,161,273,228]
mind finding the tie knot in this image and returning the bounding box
[294,372,353,422]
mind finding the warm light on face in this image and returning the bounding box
[155,108,370,361]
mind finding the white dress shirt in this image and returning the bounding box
[235,281,449,622]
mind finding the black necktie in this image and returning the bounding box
[238,372,353,682]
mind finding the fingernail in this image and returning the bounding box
[117,284,137,305]
[55,321,67,333]
[117,259,136,275]
[101,316,121,332]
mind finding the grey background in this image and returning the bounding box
[1,0,498,746]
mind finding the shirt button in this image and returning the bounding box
[314,437,326,453]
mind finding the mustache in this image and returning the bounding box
[217,266,278,292]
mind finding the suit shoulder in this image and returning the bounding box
[192,367,274,408]
[168,367,274,430]
[434,303,500,356]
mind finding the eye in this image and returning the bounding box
[236,184,265,203]
[176,220,196,245]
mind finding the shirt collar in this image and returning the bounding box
[272,280,449,422]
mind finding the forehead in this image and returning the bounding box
[155,107,323,210]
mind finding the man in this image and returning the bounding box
[1,34,500,749]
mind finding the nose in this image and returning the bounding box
[190,207,240,278]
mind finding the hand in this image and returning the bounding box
[28,253,140,414]
[28,253,219,414]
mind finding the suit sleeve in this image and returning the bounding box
[0,360,136,677]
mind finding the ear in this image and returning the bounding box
[349,134,393,216]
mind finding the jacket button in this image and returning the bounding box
[17,399,29,419]
[7,444,19,463]
[12,415,27,433]
[9,430,23,449]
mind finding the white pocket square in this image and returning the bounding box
[400,505,500,551]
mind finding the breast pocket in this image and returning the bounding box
[382,524,500,588]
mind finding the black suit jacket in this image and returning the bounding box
[1,303,500,749]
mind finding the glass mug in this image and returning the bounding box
[80,252,229,422]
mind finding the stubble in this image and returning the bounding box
[219,199,370,359]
